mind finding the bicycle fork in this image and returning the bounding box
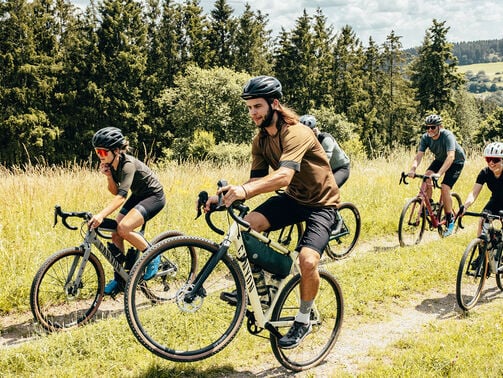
[65,243,92,296]
[183,239,230,305]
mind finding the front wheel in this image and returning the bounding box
[495,245,503,290]
[456,238,487,311]
[30,248,105,331]
[398,197,425,247]
[325,202,361,260]
[269,269,344,371]
[125,236,247,362]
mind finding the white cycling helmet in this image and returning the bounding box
[299,114,317,129]
[483,142,503,158]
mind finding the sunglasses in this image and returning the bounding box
[95,148,110,158]
[424,125,437,131]
[485,157,502,164]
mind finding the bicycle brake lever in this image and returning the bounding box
[399,172,408,185]
[195,191,209,219]
[54,205,60,227]
[217,179,228,208]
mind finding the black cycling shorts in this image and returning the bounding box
[253,193,337,255]
[427,160,464,189]
[120,191,166,221]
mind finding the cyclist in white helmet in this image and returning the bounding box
[462,141,503,236]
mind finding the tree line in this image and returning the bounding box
[1,0,502,167]
[452,39,503,65]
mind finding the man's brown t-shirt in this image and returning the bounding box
[250,123,340,207]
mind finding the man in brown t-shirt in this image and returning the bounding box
[212,76,340,349]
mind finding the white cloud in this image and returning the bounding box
[71,0,503,48]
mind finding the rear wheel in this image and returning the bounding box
[269,269,343,371]
[149,230,184,245]
[495,245,503,291]
[139,237,198,303]
[30,248,105,331]
[125,236,247,362]
[398,197,425,247]
[437,192,462,237]
[264,223,304,251]
[325,202,361,260]
[456,238,487,311]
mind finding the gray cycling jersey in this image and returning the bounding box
[318,132,350,170]
[418,129,465,164]
[110,153,164,198]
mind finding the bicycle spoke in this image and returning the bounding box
[325,203,360,260]
[456,239,487,311]
[270,270,343,371]
[30,248,104,331]
[398,198,425,247]
[125,237,246,362]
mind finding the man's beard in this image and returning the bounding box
[258,104,275,129]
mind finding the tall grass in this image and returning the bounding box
[0,151,487,313]
[0,151,498,377]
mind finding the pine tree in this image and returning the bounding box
[410,19,464,115]
[181,0,211,69]
[233,4,272,75]
[207,0,236,67]
[0,0,62,164]
[95,0,148,149]
[331,25,364,118]
[273,10,313,111]
[310,8,334,109]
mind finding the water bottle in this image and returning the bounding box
[251,267,269,296]
[242,232,292,278]
[107,242,125,265]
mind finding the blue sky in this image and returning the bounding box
[73,0,502,49]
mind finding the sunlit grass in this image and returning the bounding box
[0,152,499,377]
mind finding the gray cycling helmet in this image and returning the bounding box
[299,115,317,129]
[425,114,442,126]
[92,127,125,149]
[241,76,283,100]
[483,142,503,158]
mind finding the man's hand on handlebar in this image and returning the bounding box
[218,184,247,208]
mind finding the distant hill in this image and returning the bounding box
[404,38,503,65]
[452,39,503,65]
[457,61,503,95]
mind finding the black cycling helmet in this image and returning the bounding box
[424,114,442,126]
[241,76,283,100]
[92,127,126,149]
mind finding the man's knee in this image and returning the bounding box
[244,211,270,232]
[299,248,320,272]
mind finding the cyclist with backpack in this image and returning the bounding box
[89,127,166,295]
[300,114,350,188]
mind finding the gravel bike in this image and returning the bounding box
[264,202,360,260]
[124,180,344,372]
[456,209,503,311]
[398,172,462,247]
[30,205,192,332]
